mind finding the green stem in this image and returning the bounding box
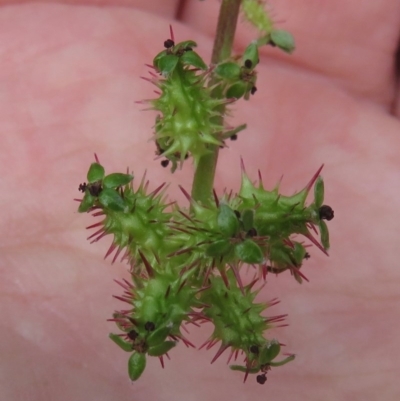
[190,0,242,206]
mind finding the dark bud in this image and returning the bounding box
[161,160,169,168]
[319,205,334,221]
[78,183,87,193]
[304,252,311,260]
[87,181,102,197]
[247,228,257,237]
[251,86,257,95]
[256,374,267,385]
[144,321,155,331]
[164,39,174,49]
[127,330,138,341]
[234,210,241,219]
[250,345,259,354]
[244,59,253,69]
[230,134,238,141]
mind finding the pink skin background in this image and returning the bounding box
[1,0,400,400]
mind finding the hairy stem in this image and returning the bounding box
[190,0,242,206]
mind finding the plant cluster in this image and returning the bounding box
[76,0,334,385]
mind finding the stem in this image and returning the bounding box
[190,0,242,206]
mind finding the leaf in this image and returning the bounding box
[314,176,324,208]
[241,209,254,232]
[217,204,239,237]
[226,81,247,100]
[205,239,233,258]
[147,326,170,347]
[230,365,259,374]
[214,62,241,81]
[148,341,176,357]
[109,333,133,352]
[180,51,207,70]
[242,42,259,69]
[78,192,95,213]
[157,55,179,76]
[98,188,126,211]
[269,354,295,367]
[319,220,330,250]
[128,352,146,381]
[270,30,295,53]
[235,240,264,264]
[87,163,105,183]
[103,173,133,189]
[260,340,281,364]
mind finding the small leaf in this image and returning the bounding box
[235,240,264,264]
[180,51,207,70]
[242,42,259,68]
[269,354,295,367]
[319,220,330,250]
[270,30,295,53]
[260,340,281,364]
[128,352,146,381]
[214,62,241,81]
[78,192,95,213]
[174,40,197,52]
[226,81,247,100]
[217,204,239,237]
[241,209,254,232]
[314,176,324,208]
[87,163,105,183]
[103,173,133,189]
[147,326,170,347]
[205,240,233,258]
[109,333,132,352]
[98,188,126,211]
[230,365,259,374]
[148,341,176,357]
[157,55,179,76]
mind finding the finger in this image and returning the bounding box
[0,0,181,18]
[179,0,400,108]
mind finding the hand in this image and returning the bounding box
[1,1,399,400]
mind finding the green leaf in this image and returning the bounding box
[153,50,168,70]
[180,51,207,70]
[98,188,126,211]
[226,81,247,100]
[109,333,132,352]
[260,340,281,364]
[87,163,105,183]
[157,55,179,76]
[319,220,330,250]
[270,30,295,53]
[128,352,146,381]
[241,209,254,232]
[78,192,95,213]
[217,204,239,237]
[242,42,259,68]
[230,365,259,374]
[314,176,324,208]
[269,354,295,367]
[174,40,197,52]
[205,239,233,258]
[214,62,241,81]
[293,242,307,265]
[235,240,264,264]
[147,326,170,347]
[103,173,133,189]
[148,341,176,357]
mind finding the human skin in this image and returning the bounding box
[1,1,400,400]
